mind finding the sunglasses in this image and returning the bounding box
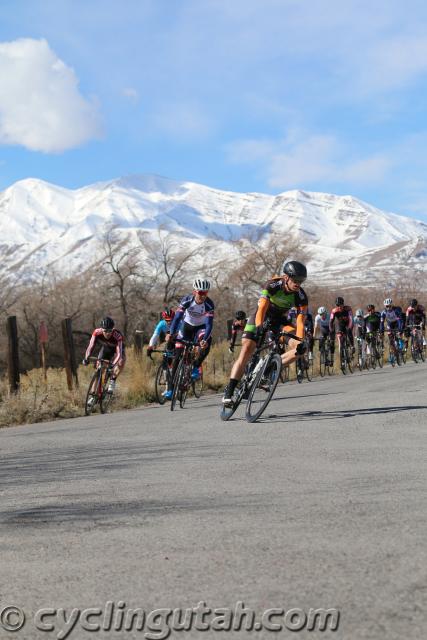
[288,276,306,285]
[195,290,208,296]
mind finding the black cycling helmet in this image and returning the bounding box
[335,296,344,306]
[100,316,115,331]
[235,310,246,320]
[282,260,307,283]
[410,298,418,307]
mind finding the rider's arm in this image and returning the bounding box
[149,320,167,347]
[169,310,184,335]
[203,299,215,341]
[313,315,322,339]
[255,296,270,327]
[109,331,124,366]
[85,329,100,360]
[347,308,354,330]
[230,322,238,348]
[296,306,307,340]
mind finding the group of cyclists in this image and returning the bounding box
[81,258,425,412]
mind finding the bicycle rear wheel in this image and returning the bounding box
[85,371,100,415]
[192,368,203,398]
[220,376,249,421]
[319,347,327,377]
[155,363,169,404]
[304,354,313,381]
[246,354,281,423]
[340,345,347,374]
[179,364,192,408]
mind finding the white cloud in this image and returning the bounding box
[227,131,393,190]
[0,38,102,152]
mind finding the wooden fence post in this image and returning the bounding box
[62,318,79,390]
[7,316,20,393]
[134,330,143,355]
[39,321,48,381]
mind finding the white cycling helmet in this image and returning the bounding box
[193,277,211,291]
[355,308,364,317]
[384,298,393,306]
[318,306,327,315]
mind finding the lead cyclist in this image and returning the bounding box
[222,260,308,407]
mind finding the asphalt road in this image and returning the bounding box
[0,362,426,640]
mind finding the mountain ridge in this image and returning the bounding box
[1,174,426,288]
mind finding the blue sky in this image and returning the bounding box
[1,0,427,219]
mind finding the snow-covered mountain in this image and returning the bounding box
[1,174,426,288]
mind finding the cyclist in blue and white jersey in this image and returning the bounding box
[380,298,403,334]
[163,277,214,400]
[380,298,404,355]
[146,308,175,357]
[353,308,366,339]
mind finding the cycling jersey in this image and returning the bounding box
[364,311,381,333]
[85,328,125,366]
[244,277,308,341]
[314,313,330,338]
[148,319,170,348]
[406,304,426,329]
[380,306,403,332]
[353,317,366,339]
[329,306,353,331]
[170,294,215,340]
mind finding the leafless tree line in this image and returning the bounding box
[0,228,424,373]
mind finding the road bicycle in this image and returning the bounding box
[296,338,313,382]
[84,357,115,415]
[409,324,425,363]
[356,335,369,371]
[337,331,354,374]
[220,325,303,423]
[170,339,204,411]
[365,332,380,369]
[319,335,333,377]
[387,329,403,367]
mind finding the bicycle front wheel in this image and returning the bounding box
[171,360,184,411]
[85,371,100,415]
[155,363,169,404]
[245,354,281,423]
[100,373,114,414]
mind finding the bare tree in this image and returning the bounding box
[101,229,148,338]
[139,229,201,303]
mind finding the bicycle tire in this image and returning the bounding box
[85,371,100,415]
[246,354,281,423]
[340,343,347,374]
[179,363,192,408]
[171,359,184,411]
[319,347,327,377]
[155,363,169,405]
[304,355,313,381]
[192,370,203,398]
[220,380,246,421]
[100,371,114,414]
